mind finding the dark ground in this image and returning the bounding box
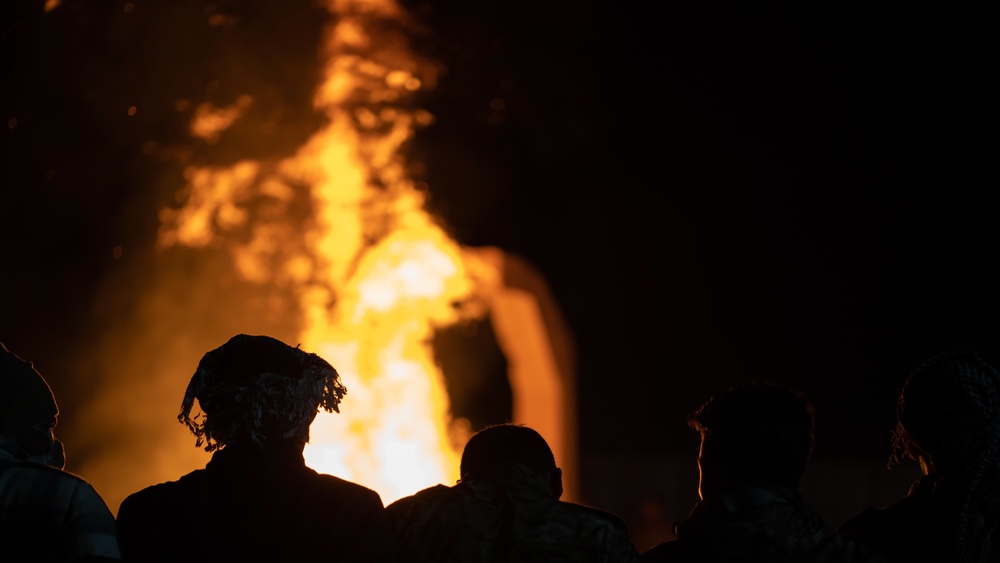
[2,0,1000,522]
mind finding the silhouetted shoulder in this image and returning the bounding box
[1,458,111,510]
[116,468,206,557]
[642,539,696,562]
[558,502,631,532]
[120,465,383,512]
[1,456,82,478]
[1,458,120,562]
[643,534,883,563]
[117,468,205,520]
[118,465,392,562]
[387,484,447,517]
[384,484,461,538]
[1,457,108,500]
[838,507,888,542]
[305,467,387,505]
[838,499,934,563]
[386,484,453,512]
[550,501,640,561]
[394,483,453,502]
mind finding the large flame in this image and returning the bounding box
[159,0,483,502]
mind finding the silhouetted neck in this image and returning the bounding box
[208,441,306,472]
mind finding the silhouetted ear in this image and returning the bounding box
[551,467,564,499]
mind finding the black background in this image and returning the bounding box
[2,0,999,498]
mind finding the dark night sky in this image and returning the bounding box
[419,0,1000,464]
[2,0,1000,491]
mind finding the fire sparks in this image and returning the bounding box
[158,0,481,502]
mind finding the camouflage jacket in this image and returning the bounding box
[642,486,884,563]
[386,463,640,563]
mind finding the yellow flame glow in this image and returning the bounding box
[302,224,474,500]
[158,0,479,503]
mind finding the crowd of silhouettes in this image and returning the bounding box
[2,334,999,562]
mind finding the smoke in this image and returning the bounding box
[70,247,300,512]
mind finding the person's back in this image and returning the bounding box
[642,382,880,563]
[387,424,640,563]
[0,341,120,562]
[642,485,870,563]
[0,455,120,562]
[117,441,388,560]
[115,334,393,562]
[839,351,1000,563]
[839,474,959,563]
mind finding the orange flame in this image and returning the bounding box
[158,0,483,502]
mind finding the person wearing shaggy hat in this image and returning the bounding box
[840,351,1000,563]
[0,341,121,562]
[115,334,394,562]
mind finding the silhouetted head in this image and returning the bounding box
[690,381,815,500]
[459,424,563,498]
[0,342,65,468]
[179,334,346,451]
[890,352,1000,563]
[892,351,1000,473]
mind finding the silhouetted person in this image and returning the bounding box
[839,351,1000,563]
[643,381,879,562]
[115,334,393,562]
[386,423,640,562]
[0,341,121,562]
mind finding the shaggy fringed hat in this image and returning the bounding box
[893,351,1000,464]
[179,334,346,451]
[0,342,58,435]
[891,352,1000,563]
